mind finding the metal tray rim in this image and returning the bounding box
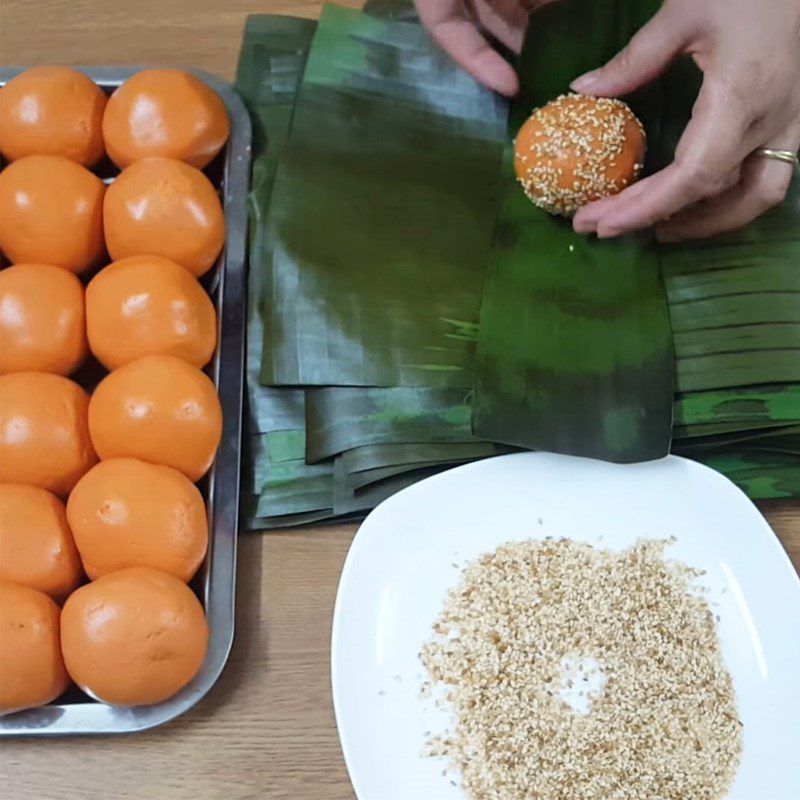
[0,66,251,737]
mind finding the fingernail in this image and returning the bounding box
[571,69,600,93]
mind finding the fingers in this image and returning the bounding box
[571,5,690,97]
[415,0,519,95]
[656,122,800,242]
[469,1,528,54]
[573,79,754,237]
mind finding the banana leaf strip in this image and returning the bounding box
[667,266,799,303]
[673,384,800,430]
[261,4,508,388]
[344,458,478,491]
[236,16,335,528]
[236,15,316,439]
[333,458,444,516]
[253,509,338,530]
[674,424,800,453]
[691,451,800,500]
[660,56,800,443]
[305,386,483,462]
[668,294,800,332]
[472,0,674,464]
[674,420,793,440]
[675,351,800,393]
[673,325,800,360]
[339,440,510,473]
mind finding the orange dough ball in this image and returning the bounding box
[86,256,216,370]
[0,66,107,166]
[0,372,97,496]
[0,264,87,376]
[514,93,646,217]
[67,458,208,582]
[0,582,70,715]
[102,68,229,169]
[60,567,208,706]
[88,355,222,482]
[0,155,105,273]
[103,157,225,277]
[0,484,83,601]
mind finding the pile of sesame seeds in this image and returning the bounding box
[514,93,645,217]
[421,537,742,800]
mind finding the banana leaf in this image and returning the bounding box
[239,5,508,527]
[239,6,799,529]
[674,424,800,453]
[339,440,510,473]
[657,59,799,488]
[344,458,477,491]
[669,294,799,331]
[237,15,317,439]
[692,451,800,500]
[673,325,800,360]
[236,15,333,528]
[261,4,508,388]
[674,385,800,431]
[306,387,484,462]
[332,458,444,516]
[471,0,674,463]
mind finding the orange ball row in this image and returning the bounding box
[0,257,217,376]
[0,358,221,493]
[0,155,225,277]
[0,66,229,169]
[2,570,208,714]
[1,457,207,599]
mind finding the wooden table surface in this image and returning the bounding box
[1,3,799,799]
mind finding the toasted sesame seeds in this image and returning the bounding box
[514,93,646,217]
[421,537,742,800]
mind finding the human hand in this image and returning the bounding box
[414,0,558,96]
[571,0,800,241]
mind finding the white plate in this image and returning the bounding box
[331,453,800,800]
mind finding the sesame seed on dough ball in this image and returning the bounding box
[514,93,646,217]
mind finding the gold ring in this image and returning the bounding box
[756,148,799,167]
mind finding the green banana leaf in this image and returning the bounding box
[339,440,510,473]
[236,15,317,439]
[674,385,800,431]
[261,4,508,388]
[344,458,478,491]
[471,0,674,463]
[239,4,509,527]
[675,424,800,453]
[657,59,799,486]
[673,325,800,359]
[238,6,799,529]
[305,387,483,462]
[332,458,444,516]
[693,451,800,499]
[235,15,332,528]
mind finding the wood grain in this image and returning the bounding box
[1,3,798,799]
[0,0,359,80]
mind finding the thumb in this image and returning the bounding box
[570,8,689,97]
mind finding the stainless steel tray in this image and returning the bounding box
[0,67,250,736]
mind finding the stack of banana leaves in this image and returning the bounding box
[235,0,800,530]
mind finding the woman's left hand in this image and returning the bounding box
[571,0,800,242]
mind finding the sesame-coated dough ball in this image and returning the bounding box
[514,94,646,217]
